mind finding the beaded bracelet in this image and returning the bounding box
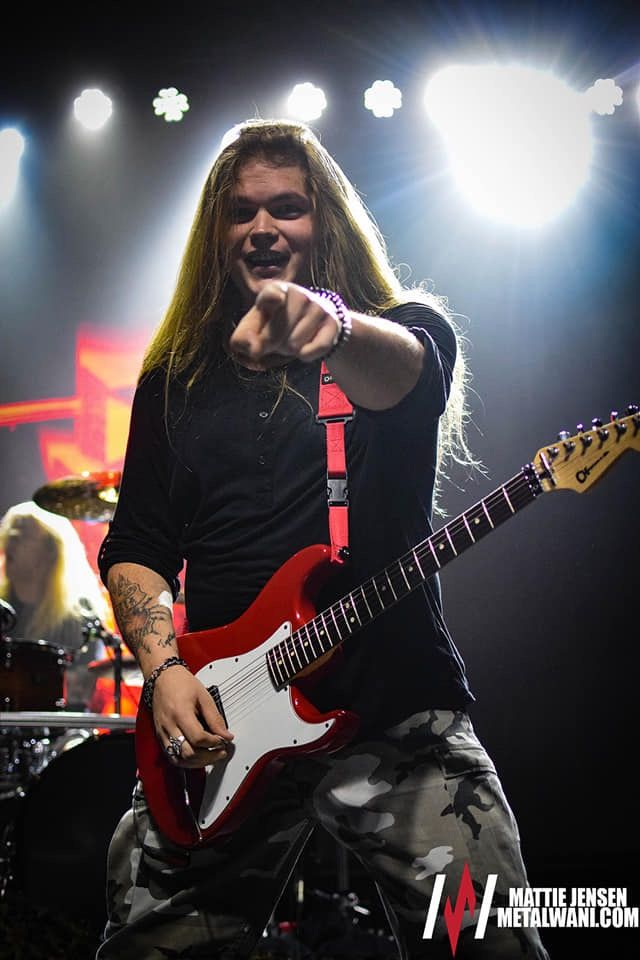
[310,287,353,359]
[142,656,189,710]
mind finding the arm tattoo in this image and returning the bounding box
[110,573,176,657]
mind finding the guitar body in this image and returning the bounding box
[136,544,359,848]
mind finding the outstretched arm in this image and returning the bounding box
[229,281,425,410]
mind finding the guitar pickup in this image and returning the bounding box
[207,685,228,729]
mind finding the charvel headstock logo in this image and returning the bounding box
[576,450,610,485]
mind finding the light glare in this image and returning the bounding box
[424,64,594,228]
[0,128,25,206]
[584,78,623,116]
[286,83,327,122]
[73,88,113,131]
[364,80,402,118]
[153,87,190,122]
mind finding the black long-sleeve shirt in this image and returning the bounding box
[99,303,473,734]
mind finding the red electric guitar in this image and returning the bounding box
[136,407,640,848]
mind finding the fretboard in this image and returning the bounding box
[266,463,542,688]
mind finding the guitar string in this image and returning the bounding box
[206,474,537,719]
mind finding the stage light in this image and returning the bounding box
[286,83,327,122]
[153,87,190,122]
[584,78,623,116]
[364,80,402,118]
[0,127,25,207]
[424,64,594,228]
[73,88,113,132]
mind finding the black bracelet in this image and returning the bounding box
[310,287,353,359]
[142,656,189,710]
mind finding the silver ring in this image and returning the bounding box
[165,734,186,759]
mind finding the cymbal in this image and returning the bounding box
[33,471,121,522]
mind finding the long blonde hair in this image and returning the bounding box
[141,118,477,496]
[0,501,108,639]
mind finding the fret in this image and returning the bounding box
[353,586,373,622]
[398,561,411,591]
[295,627,312,666]
[303,622,319,660]
[388,563,410,599]
[312,616,329,653]
[321,609,342,649]
[347,593,366,627]
[428,538,442,568]
[412,548,426,580]
[332,600,352,638]
[432,531,455,564]
[401,556,424,590]
[371,576,385,611]
[341,596,360,629]
[501,485,516,514]
[384,570,398,602]
[464,504,493,540]
[481,500,495,529]
[444,526,458,556]
[462,513,476,543]
[283,637,299,677]
[328,605,341,641]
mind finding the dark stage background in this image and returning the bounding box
[1,1,639,956]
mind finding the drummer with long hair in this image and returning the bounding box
[0,500,109,709]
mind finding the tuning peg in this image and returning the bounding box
[627,403,639,415]
[610,410,619,421]
[592,417,603,428]
[576,423,584,432]
[557,430,571,441]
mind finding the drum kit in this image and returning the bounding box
[0,471,141,919]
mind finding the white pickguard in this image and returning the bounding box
[194,621,337,832]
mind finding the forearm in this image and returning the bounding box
[326,312,425,411]
[106,561,179,678]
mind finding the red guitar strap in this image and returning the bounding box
[317,362,354,565]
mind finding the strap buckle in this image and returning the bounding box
[327,477,348,505]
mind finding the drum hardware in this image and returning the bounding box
[0,598,17,636]
[32,470,121,523]
[0,711,135,730]
[81,615,128,714]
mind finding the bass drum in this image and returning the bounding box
[14,730,137,921]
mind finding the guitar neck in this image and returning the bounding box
[267,463,543,687]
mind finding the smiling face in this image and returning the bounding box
[227,159,314,309]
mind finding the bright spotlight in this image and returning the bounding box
[364,80,402,118]
[153,87,190,122]
[286,83,327,122]
[424,64,594,228]
[73,88,113,131]
[0,127,25,207]
[584,78,623,116]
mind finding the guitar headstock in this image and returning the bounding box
[533,405,640,494]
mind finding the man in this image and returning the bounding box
[0,500,108,711]
[97,119,549,958]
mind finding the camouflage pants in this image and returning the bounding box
[96,710,550,959]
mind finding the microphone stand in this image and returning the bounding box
[83,616,123,715]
